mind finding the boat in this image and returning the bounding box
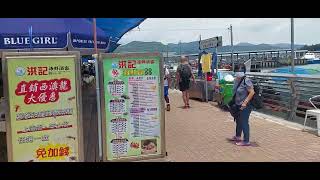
[304,52,320,64]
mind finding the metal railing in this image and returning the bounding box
[246,72,320,128]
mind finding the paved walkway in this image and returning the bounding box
[165,90,320,162]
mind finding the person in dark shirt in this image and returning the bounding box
[176,56,196,109]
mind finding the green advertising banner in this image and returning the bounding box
[100,53,165,161]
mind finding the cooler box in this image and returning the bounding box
[222,84,233,105]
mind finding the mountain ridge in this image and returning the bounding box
[115,41,306,54]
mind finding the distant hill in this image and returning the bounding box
[236,42,255,46]
[115,41,167,53]
[115,41,306,54]
[299,44,320,51]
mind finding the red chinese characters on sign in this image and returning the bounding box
[127,60,136,69]
[36,148,47,158]
[118,60,127,68]
[27,67,48,76]
[38,67,48,75]
[118,60,154,69]
[15,78,71,105]
[36,146,70,159]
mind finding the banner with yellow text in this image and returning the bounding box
[5,55,81,162]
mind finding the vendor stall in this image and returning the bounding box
[189,79,215,102]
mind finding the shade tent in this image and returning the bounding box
[0,18,145,54]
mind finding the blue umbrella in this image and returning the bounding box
[106,40,121,53]
[0,18,108,50]
[87,18,145,42]
[87,18,145,53]
[0,18,145,52]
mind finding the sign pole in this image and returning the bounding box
[205,72,208,102]
[291,18,295,73]
[215,48,218,79]
[93,18,103,162]
[229,25,234,72]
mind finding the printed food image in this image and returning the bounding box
[141,139,157,155]
[130,142,140,149]
[150,85,157,91]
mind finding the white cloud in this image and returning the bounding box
[119,18,320,45]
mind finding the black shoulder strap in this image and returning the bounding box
[235,76,246,91]
[232,76,246,99]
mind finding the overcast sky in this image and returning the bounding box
[118,18,320,45]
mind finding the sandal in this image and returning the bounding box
[235,141,251,146]
[229,136,241,142]
[166,104,170,111]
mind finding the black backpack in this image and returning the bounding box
[180,64,192,81]
[250,80,263,109]
[238,77,263,110]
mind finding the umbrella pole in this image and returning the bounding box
[93,18,103,162]
[29,26,33,51]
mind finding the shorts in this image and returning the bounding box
[164,86,169,97]
[179,80,190,92]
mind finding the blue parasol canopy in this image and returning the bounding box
[87,18,145,42]
[0,18,145,52]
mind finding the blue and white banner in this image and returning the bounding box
[0,34,68,49]
[70,33,108,49]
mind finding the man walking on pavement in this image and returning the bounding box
[176,56,196,109]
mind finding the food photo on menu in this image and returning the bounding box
[141,139,157,154]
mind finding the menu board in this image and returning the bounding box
[101,53,165,161]
[2,52,83,162]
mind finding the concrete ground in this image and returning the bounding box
[164,90,320,162]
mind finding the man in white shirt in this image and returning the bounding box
[164,66,171,111]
